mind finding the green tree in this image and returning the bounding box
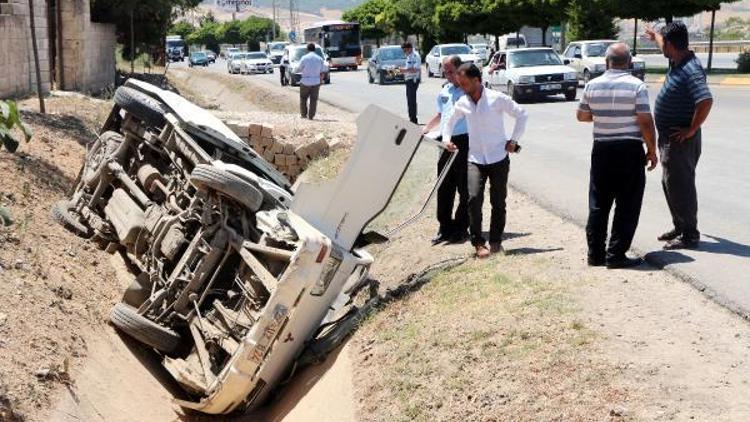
[187,21,221,52]
[239,16,279,49]
[521,0,570,46]
[168,21,195,39]
[433,0,483,42]
[480,0,523,50]
[220,20,245,45]
[91,0,201,60]
[566,0,618,41]
[342,0,390,46]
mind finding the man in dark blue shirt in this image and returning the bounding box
[646,21,713,250]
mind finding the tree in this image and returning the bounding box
[239,16,279,49]
[220,20,245,45]
[521,0,570,46]
[433,0,483,43]
[169,21,195,39]
[187,21,221,52]
[608,0,736,23]
[566,0,618,41]
[480,0,523,50]
[342,0,390,46]
[91,0,201,60]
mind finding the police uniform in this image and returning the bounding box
[436,82,469,239]
[404,50,421,124]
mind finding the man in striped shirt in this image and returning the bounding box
[646,21,713,250]
[577,43,658,269]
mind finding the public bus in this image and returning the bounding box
[303,20,362,70]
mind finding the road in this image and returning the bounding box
[175,59,750,318]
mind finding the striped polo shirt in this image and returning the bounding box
[654,52,712,136]
[578,69,650,142]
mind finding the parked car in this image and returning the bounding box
[240,52,274,74]
[562,40,646,84]
[51,78,454,415]
[367,45,407,85]
[280,44,330,86]
[223,47,240,59]
[425,43,482,78]
[205,51,216,63]
[188,51,209,67]
[483,47,578,101]
[227,52,246,74]
[266,41,289,64]
[470,43,490,62]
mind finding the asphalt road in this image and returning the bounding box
[176,59,750,317]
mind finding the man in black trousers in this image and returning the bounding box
[577,43,659,268]
[401,42,421,124]
[423,55,468,244]
[645,21,713,250]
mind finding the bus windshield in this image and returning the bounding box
[327,29,360,49]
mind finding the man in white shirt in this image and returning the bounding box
[442,63,528,258]
[400,42,421,124]
[294,43,327,120]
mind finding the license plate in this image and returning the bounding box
[540,83,561,91]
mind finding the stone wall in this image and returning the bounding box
[0,0,51,98]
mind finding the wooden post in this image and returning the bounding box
[633,18,638,56]
[56,0,64,89]
[130,8,135,74]
[28,0,45,113]
[707,9,717,73]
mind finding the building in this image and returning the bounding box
[0,0,116,98]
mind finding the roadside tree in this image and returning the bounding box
[342,0,390,46]
[566,0,618,41]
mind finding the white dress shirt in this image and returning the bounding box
[295,52,326,86]
[404,51,421,82]
[442,87,528,165]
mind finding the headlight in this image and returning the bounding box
[518,75,534,84]
[632,62,644,70]
[311,248,342,296]
[564,72,577,80]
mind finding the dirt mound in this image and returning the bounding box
[0,97,121,421]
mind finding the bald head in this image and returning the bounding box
[605,42,631,69]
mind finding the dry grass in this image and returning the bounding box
[354,255,628,422]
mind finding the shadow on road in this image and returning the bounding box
[505,246,564,256]
[700,234,750,258]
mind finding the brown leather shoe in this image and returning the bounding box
[475,244,491,259]
[489,242,504,254]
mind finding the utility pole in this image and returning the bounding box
[272,0,277,39]
[633,18,638,56]
[707,8,717,73]
[27,0,45,113]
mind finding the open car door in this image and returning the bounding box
[291,105,455,250]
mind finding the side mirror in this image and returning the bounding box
[574,53,582,59]
[563,59,570,65]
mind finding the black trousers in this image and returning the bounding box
[468,157,509,246]
[437,134,469,236]
[406,80,419,124]
[586,140,646,262]
[659,129,702,240]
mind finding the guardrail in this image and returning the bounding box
[636,40,750,54]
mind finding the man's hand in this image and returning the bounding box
[644,24,657,41]
[646,149,658,171]
[443,141,457,152]
[505,140,517,153]
[670,126,696,143]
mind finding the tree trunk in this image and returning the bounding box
[541,26,548,47]
[633,18,638,56]
[494,34,499,50]
[665,16,673,24]
[28,0,45,113]
[130,9,135,74]
[707,9,716,72]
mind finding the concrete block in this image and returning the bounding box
[262,150,275,163]
[283,143,295,155]
[248,124,263,137]
[271,142,284,154]
[285,154,297,165]
[274,154,286,165]
[261,125,274,138]
[260,136,273,147]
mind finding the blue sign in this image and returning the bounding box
[289,31,297,42]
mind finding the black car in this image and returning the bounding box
[367,46,407,85]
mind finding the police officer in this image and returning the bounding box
[400,42,421,124]
[423,55,468,244]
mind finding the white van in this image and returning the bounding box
[498,33,527,50]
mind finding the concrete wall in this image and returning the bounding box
[60,0,116,92]
[0,0,52,98]
[0,0,115,98]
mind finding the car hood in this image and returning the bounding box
[244,59,271,64]
[509,64,576,75]
[377,59,406,68]
[457,54,481,63]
